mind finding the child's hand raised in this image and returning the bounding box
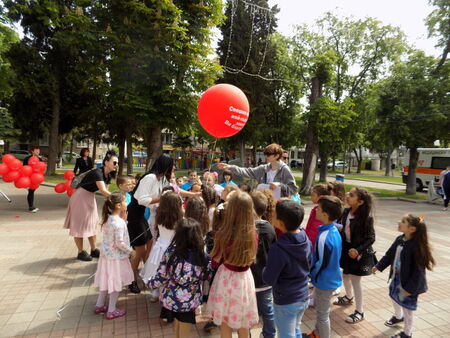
[371,267,378,274]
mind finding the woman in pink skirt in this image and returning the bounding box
[93,192,133,320]
[64,150,118,261]
[208,191,259,337]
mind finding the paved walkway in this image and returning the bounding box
[0,182,449,337]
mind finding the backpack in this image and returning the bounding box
[70,169,95,189]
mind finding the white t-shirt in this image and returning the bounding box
[344,212,354,243]
[134,174,168,207]
[266,169,278,183]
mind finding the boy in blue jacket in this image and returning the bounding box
[304,196,343,338]
[263,199,311,338]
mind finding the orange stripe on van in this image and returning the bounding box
[402,167,441,175]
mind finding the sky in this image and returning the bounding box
[267,0,440,57]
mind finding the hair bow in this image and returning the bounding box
[203,171,218,178]
[418,216,425,223]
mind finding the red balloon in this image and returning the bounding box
[14,176,31,189]
[30,173,45,185]
[33,161,47,173]
[64,170,75,181]
[0,163,9,176]
[8,159,22,171]
[19,165,33,177]
[197,84,250,138]
[29,182,40,190]
[66,187,75,197]
[28,156,39,166]
[2,171,20,183]
[64,180,72,188]
[54,183,67,193]
[1,154,16,165]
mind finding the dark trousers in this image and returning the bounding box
[444,187,450,207]
[27,189,35,209]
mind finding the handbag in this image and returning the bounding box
[70,169,94,189]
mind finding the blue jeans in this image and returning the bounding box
[273,300,309,338]
[256,289,276,338]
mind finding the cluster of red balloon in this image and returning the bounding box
[54,171,76,197]
[0,154,46,189]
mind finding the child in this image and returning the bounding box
[372,215,435,338]
[239,183,252,193]
[208,191,259,337]
[204,171,224,197]
[201,185,218,223]
[304,184,330,249]
[93,192,133,320]
[328,180,346,204]
[176,176,184,187]
[333,187,376,324]
[116,175,134,205]
[140,192,183,303]
[259,189,276,227]
[181,170,198,191]
[303,196,343,338]
[148,218,210,337]
[219,184,239,205]
[220,169,237,188]
[250,191,277,338]
[263,199,311,338]
[185,196,210,236]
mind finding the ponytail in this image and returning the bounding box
[407,214,435,271]
[101,191,125,226]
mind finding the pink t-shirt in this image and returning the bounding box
[304,206,323,249]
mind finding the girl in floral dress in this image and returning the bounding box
[148,218,210,337]
[208,191,259,337]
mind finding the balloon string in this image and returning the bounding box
[208,138,219,172]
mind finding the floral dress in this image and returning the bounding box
[148,245,210,313]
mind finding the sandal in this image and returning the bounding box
[333,295,353,306]
[106,308,126,320]
[345,310,364,324]
[93,305,107,314]
[385,316,404,327]
[390,332,411,338]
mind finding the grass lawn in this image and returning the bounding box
[342,175,404,185]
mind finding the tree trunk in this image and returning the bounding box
[69,134,74,157]
[406,147,419,195]
[117,135,125,175]
[126,136,133,174]
[92,136,97,163]
[300,76,322,195]
[146,126,162,171]
[239,137,245,166]
[385,149,393,176]
[319,151,328,182]
[4,140,10,153]
[46,79,61,175]
[355,147,363,173]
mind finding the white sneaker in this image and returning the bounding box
[443,208,448,211]
[29,208,39,213]
[333,287,341,296]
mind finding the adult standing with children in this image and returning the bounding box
[64,150,118,262]
[73,148,94,175]
[126,153,173,294]
[218,143,298,198]
[23,146,43,213]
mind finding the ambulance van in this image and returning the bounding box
[402,148,450,191]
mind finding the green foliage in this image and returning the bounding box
[426,0,450,70]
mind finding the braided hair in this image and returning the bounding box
[101,191,125,226]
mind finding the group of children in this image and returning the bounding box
[92,169,435,338]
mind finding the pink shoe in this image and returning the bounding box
[106,308,126,320]
[94,305,107,314]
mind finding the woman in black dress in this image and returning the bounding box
[73,148,94,175]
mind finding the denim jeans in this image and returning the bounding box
[256,289,276,338]
[273,300,309,338]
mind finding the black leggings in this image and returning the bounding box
[444,187,450,208]
[27,189,35,209]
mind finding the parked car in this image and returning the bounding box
[290,159,303,168]
[327,161,348,169]
[63,152,80,163]
[3,150,29,160]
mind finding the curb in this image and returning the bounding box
[326,176,405,187]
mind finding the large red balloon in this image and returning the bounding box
[66,187,75,197]
[2,171,20,183]
[33,161,47,173]
[1,154,16,165]
[29,182,40,190]
[28,156,39,166]
[55,183,67,193]
[197,84,250,138]
[19,165,33,177]
[30,173,45,185]
[64,170,75,181]
[14,176,31,189]
[0,163,9,176]
[8,159,22,171]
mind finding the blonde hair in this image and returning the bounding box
[211,191,257,266]
[259,189,276,225]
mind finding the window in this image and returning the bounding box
[291,150,295,158]
[431,157,450,169]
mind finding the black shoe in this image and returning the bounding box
[390,331,411,338]
[77,250,92,261]
[90,248,100,258]
[128,281,141,294]
[203,320,218,332]
[385,316,404,327]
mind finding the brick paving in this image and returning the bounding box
[0,181,449,337]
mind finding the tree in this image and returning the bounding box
[426,0,450,71]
